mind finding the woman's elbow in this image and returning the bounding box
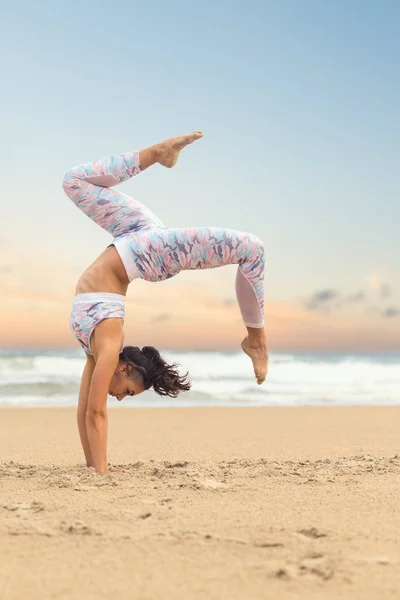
[86,409,107,423]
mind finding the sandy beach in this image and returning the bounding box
[1,406,400,599]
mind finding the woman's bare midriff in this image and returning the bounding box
[75,244,129,295]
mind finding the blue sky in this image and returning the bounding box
[1,0,399,350]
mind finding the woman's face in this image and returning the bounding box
[108,363,146,401]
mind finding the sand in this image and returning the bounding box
[1,406,400,599]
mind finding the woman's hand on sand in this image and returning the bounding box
[85,463,125,475]
[107,468,125,475]
[86,464,109,475]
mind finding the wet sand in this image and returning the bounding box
[1,406,400,599]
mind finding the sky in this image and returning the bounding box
[0,0,399,352]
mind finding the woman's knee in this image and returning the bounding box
[249,233,264,255]
[61,167,83,199]
[61,168,74,194]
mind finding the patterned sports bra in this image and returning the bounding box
[70,292,125,356]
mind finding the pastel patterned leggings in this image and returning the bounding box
[62,151,265,328]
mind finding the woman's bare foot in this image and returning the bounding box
[241,335,268,384]
[157,131,203,168]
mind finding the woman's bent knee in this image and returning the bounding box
[61,169,74,193]
[249,233,264,253]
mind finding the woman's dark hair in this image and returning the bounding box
[119,345,191,398]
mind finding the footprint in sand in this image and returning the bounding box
[60,520,94,535]
[2,501,52,537]
[297,527,327,539]
[3,501,45,514]
[299,554,334,580]
[273,554,334,582]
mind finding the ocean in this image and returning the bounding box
[0,348,399,408]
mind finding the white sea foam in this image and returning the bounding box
[0,349,399,407]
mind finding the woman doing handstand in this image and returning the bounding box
[62,132,268,474]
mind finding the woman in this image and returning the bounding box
[63,132,268,474]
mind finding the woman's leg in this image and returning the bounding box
[128,226,268,383]
[62,150,164,237]
[61,132,203,238]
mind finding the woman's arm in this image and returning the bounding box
[85,319,123,474]
[77,354,96,467]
